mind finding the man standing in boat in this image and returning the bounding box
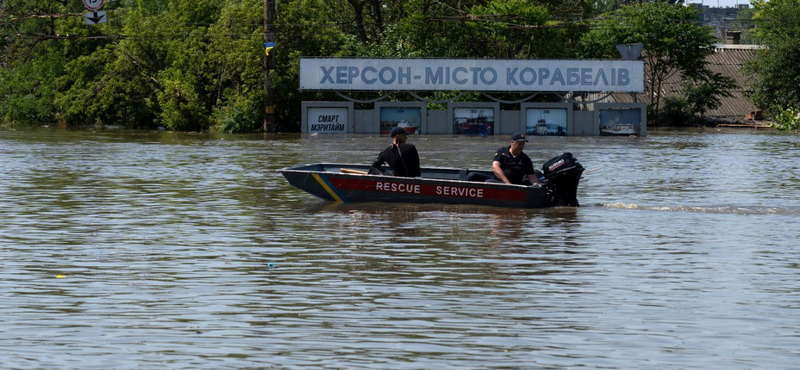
[467,133,540,185]
[371,126,421,177]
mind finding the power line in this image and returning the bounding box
[4,10,791,42]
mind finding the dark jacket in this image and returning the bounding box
[372,143,421,177]
[493,146,535,184]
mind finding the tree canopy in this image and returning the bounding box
[746,0,800,117]
[579,2,732,122]
[0,0,762,131]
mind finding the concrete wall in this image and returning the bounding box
[499,110,521,135]
[573,110,597,136]
[354,109,375,134]
[303,101,648,136]
[427,110,447,134]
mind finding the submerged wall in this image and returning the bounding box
[303,101,647,137]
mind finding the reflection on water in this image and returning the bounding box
[1,128,799,369]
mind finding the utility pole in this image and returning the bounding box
[263,0,276,133]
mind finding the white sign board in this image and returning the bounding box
[307,107,348,133]
[84,11,108,25]
[83,0,105,11]
[300,58,644,93]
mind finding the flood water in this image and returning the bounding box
[1,127,799,369]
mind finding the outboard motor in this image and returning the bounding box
[541,152,584,207]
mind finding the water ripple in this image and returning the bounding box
[1,129,799,369]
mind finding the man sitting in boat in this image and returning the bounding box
[370,126,421,177]
[467,133,540,185]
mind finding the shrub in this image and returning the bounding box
[661,96,695,126]
[212,94,263,133]
[772,106,800,131]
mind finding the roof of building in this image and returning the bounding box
[612,45,761,119]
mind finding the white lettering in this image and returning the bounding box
[375,182,421,194]
[548,159,565,171]
[435,186,484,198]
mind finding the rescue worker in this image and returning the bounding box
[371,126,421,178]
[466,132,540,185]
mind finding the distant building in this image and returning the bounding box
[691,3,753,43]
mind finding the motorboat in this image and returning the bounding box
[279,153,584,208]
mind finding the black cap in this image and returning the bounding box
[511,132,528,142]
[390,127,406,137]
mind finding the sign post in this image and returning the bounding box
[84,11,107,25]
[83,0,107,26]
[82,0,105,11]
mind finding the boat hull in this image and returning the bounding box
[280,163,551,208]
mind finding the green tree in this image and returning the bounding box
[0,1,84,125]
[771,106,800,131]
[579,2,723,120]
[463,0,566,59]
[270,0,350,132]
[53,0,271,132]
[746,0,800,117]
[593,0,687,14]
[336,0,590,109]
[0,0,615,131]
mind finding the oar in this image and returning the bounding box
[340,168,368,175]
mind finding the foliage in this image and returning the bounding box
[682,71,735,117]
[212,93,263,133]
[579,2,719,117]
[463,0,560,59]
[0,0,752,131]
[661,96,695,125]
[658,71,735,126]
[0,1,73,125]
[593,0,625,14]
[771,106,800,131]
[2,0,267,130]
[594,0,686,14]
[345,0,586,60]
[0,56,62,125]
[342,0,589,110]
[746,0,800,117]
[270,0,350,132]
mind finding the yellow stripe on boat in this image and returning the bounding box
[312,173,343,202]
